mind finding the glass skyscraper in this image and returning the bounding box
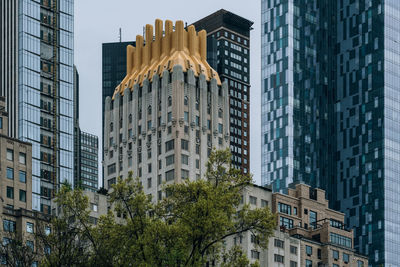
[1,0,74,213]
[261,0,400,265]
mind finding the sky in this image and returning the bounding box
[74,0,262,186]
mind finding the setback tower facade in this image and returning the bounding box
[193,9,253,174]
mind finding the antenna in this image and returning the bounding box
[119,28,122,42]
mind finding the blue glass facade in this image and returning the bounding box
[261,0,400,265]
[17,0,74,213]
[17,0,42,210]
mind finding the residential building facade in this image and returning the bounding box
[272,183,368,266]
[261,0,400,264]
[0,96,50,265]
[103,20,229,200]
[224,184,302,267]
[1,0,75,213]
[193,10,252,173]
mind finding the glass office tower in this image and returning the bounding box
[261,0,400,265]
[1,0,74,213]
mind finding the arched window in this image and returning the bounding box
[148,106,152,115]
[218,108,223,118]
[128,114,132,123]
[168,96,172,107]
[110,122,113,132]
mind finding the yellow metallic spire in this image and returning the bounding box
[113,19,221,99]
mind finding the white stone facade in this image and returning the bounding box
[104,65,229,200]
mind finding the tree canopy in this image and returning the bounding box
[6,149,276,266]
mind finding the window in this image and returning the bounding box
[45,226,51,235]
[166,170,174,181]
[107,163,116,175]
[250,234,259,244]
[357,260,364,267]
[184,96,188,106]
[317,248,321,259]
[0,117,2,129]
[6,149,13,161]
[19,190,26,202]
[19,152,26,164]
[274,239,284,248]
[218,123,223,134]
[261,199,268,207]
[305,260,312,267]
[166,155,175,166]
[27,240,34,251]
[167,112,172,122]
[181,139,189,150]
[278,202,291,215]
[309,210,317,228]
[184,111,189,122]
[6,167,14,179]
[19,171,27,183]
[249,196,257,205]
[306,245,312,256]
[3,219,15,232]
[181,154,189,165]
[280,216,293,229]
[168,96,172,106]
[274,254,284,263]
[290,261,297,267]
[26,222,34,233]
[147,178,152,188]
[6,187,14,199]
[290,245,297,255]
[332,250,339,260]
[181,169,189,179]
[343,253,349,263]
[293,207,297,215]
[251,250,260,259]
[165,140,174,152]
[147,163,152,173]
[330,233,352,248]
[108,178,116,188]
[91,203,98,212]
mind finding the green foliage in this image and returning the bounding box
[10,149,275,267]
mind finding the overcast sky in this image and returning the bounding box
[74,0,262,186]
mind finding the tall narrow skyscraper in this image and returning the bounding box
[102,41,135,185]
[261,0,400,265]
[193,10,253,174]
[0,0,75,213]
[104,20,229,200]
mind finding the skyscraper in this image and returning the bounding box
[1,0,75,213]
[193,10,253,173]
[261,0,400,265]
[76,131,99,192]
[104,20,229,200]
[102,41,134,185]
[73,66,99,192]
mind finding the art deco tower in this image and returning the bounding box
[104,20,229,199]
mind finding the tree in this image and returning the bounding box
[5,149,275,266]
[36,185,98,267]
[94,149,276,266]
[0,231,38,267]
